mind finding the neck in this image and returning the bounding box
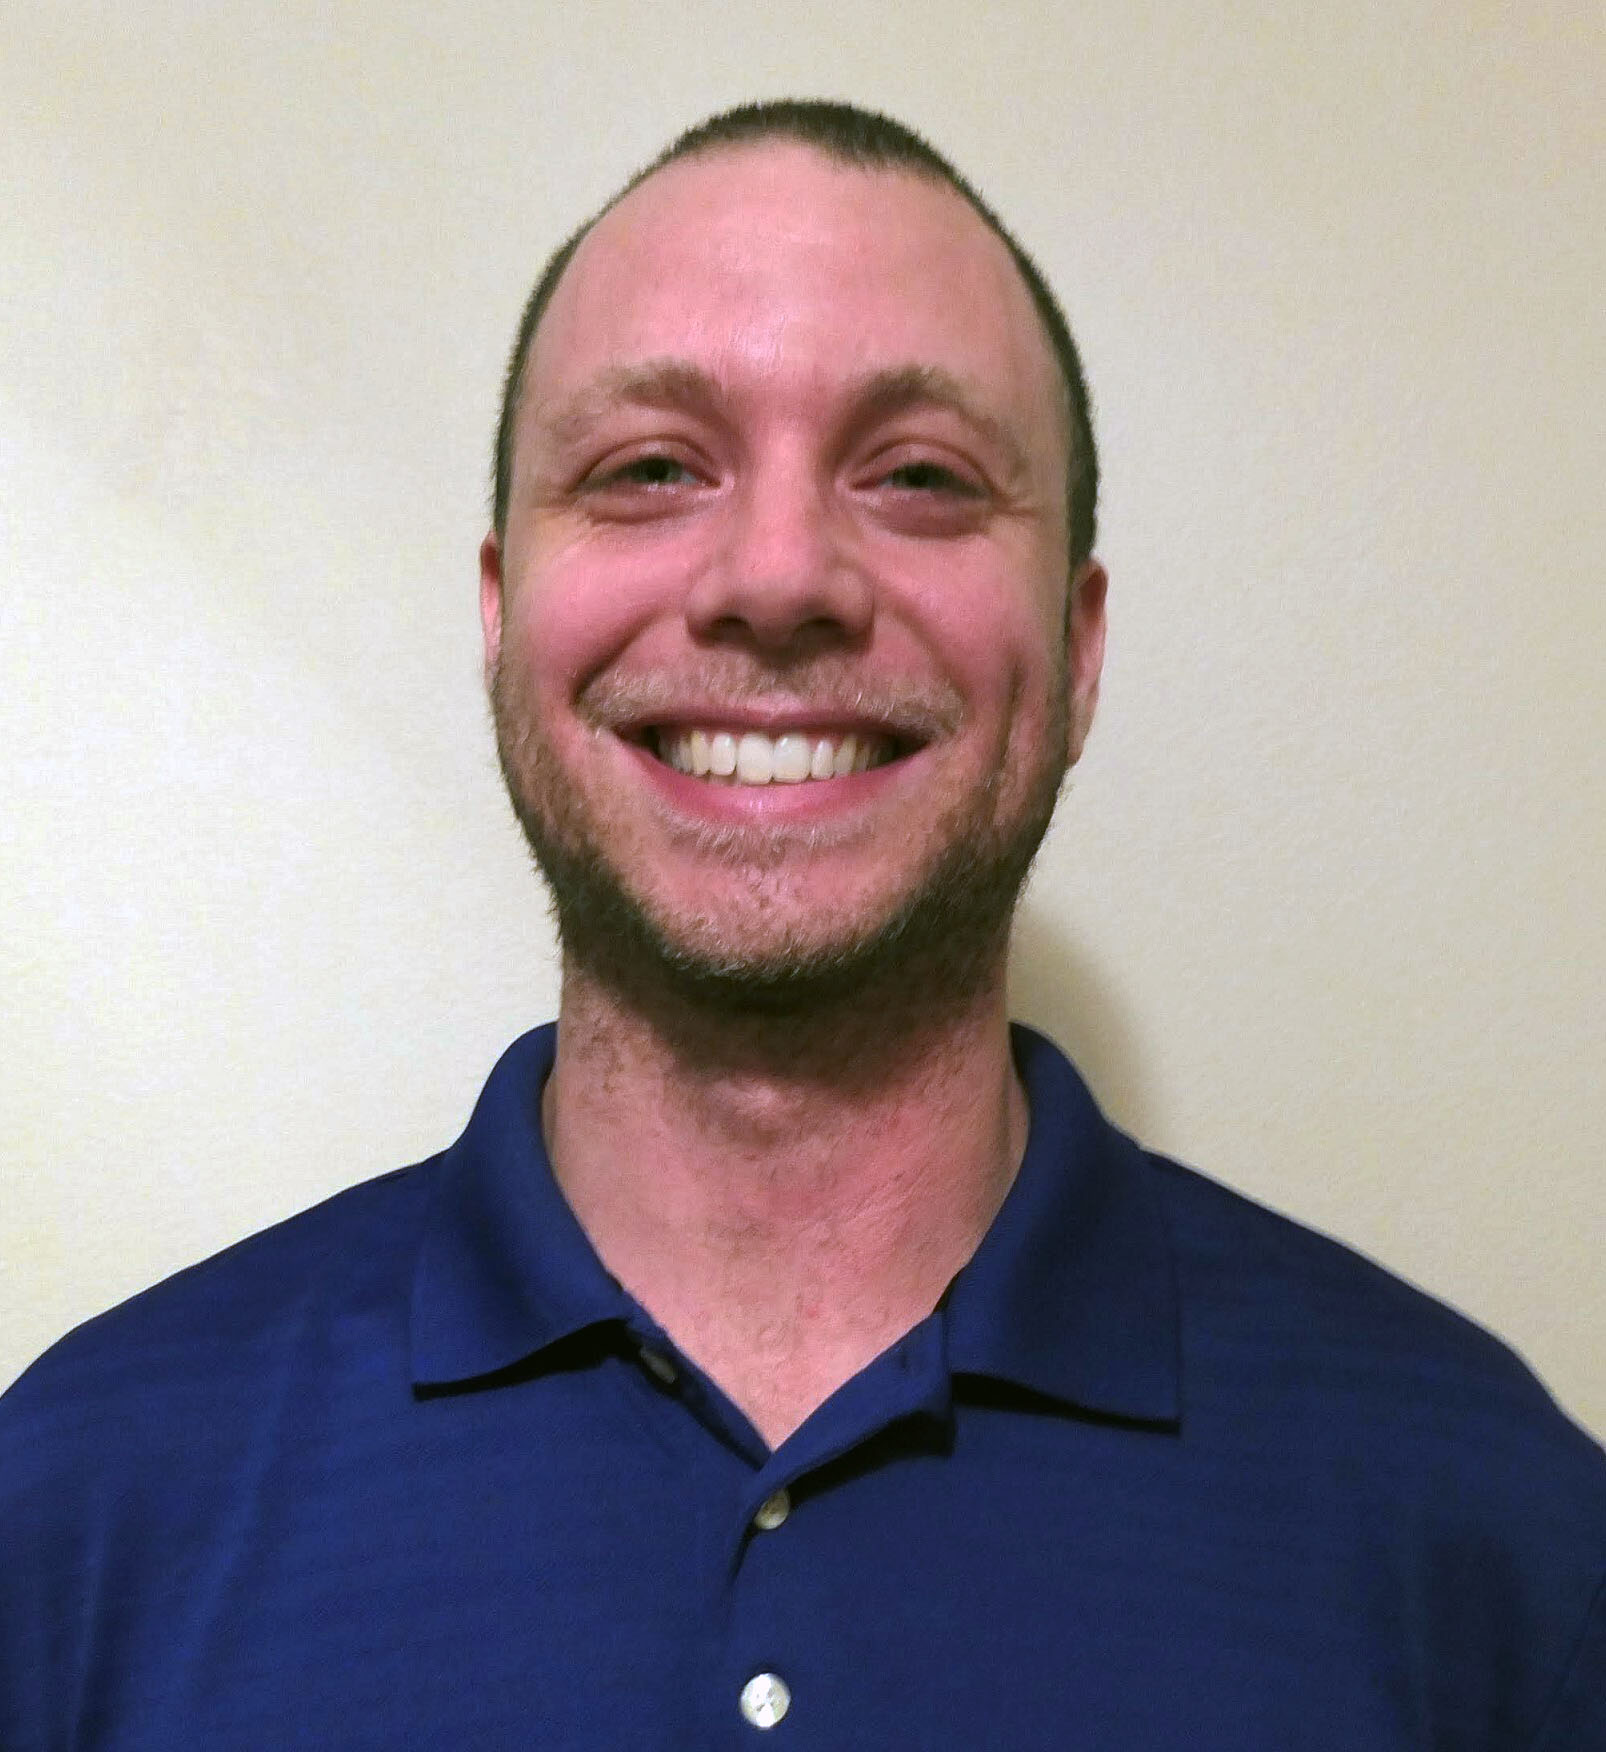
[543,950,1027,1448]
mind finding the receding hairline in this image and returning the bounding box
[513,138,1043,422]
[518,146,1068,461]
[491,105,1099,565]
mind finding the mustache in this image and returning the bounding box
[575,662,966,743]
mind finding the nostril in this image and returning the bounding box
[683,524,876,647]
[693,612,872,659]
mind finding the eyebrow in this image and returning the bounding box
[535,360,724,451]
[532,358,1037,487]
[845,364,1035,487]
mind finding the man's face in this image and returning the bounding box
[482,143,1106,1008]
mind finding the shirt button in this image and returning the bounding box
[739,1671,791,1729]
[639,1348,678,1386]
[752,1488,791,1532]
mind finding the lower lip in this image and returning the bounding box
[625,739,916,823]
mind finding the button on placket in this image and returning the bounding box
[638,1347,678,1386]
[739,1671,791,1728]
[752,1488,791,1532]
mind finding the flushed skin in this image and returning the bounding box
[481,143,1108,1002]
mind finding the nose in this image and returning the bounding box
[683,455,874,653]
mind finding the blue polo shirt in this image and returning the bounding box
[4,1024,1604,1749]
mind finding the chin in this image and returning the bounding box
[527,796,1042,1024]
[491,659,1070,1022]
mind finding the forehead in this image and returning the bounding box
[524,143,1066,460]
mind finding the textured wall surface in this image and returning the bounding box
[4,1,1602,1433]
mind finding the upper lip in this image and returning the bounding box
[624,707,916,738]
[580,674,963,751]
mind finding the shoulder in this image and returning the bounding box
[1147,1148,1606,1563]
[1144,1149,1606,1736]
[1148,1147,1595,1440]
[0,1159,436,1484]
[0,1023,560,1509]
[0,1160,445,1742]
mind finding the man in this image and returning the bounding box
[3,100,1602,1748]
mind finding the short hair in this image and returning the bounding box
[491,99,1099,568]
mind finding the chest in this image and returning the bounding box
[39,1362,1487,1752]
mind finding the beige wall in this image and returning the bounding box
[4,2,1602,1434]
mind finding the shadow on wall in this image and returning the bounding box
[1008,900,1154,1143]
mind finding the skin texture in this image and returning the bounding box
[480,143,1107,1445]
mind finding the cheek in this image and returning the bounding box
[504,525,711,692]
[897,558,1063,722]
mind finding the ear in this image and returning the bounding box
[479,530,505,688]
[1065,557,1108,767]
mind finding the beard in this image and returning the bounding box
[489,656,1070,1022]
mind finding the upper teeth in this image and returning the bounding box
[658,729,890,784]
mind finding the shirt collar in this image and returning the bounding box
[411,1021,1180,1426]
[943,1025,1180,1425]
[410,1024,629,1387]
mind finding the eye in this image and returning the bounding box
[859,446,992,538]
[573,446,714,523]
[879,459,981,495]
[593,452,699,489]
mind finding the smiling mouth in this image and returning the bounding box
[645,726,903,786]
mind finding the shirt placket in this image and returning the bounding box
[688,1314,953,1747]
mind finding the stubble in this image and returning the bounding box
[489,651,1070,1031]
